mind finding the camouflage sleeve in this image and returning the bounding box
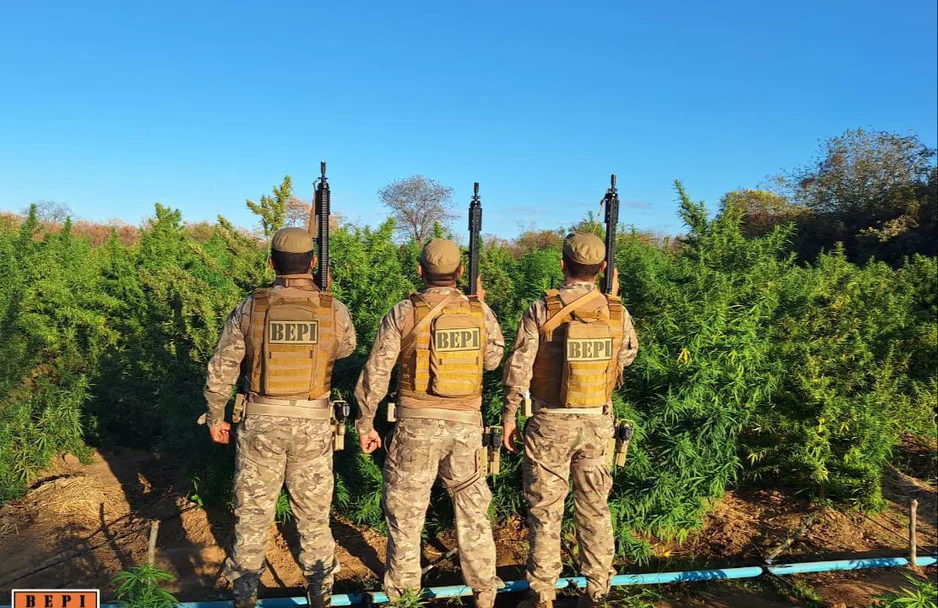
[501,300,544,423]
[482,302,505,371]
[353,300,407,435]
[203,296,252,427]
[617,308,639,382]
[333,299,357,359]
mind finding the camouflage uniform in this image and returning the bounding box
[204,279,356,598]
[503,280,638,603]
[354,286,505,602]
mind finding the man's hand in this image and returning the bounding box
[209,422,231,445]
[359,429,382,454]
[503,419,520,453]
[476,275,486,302]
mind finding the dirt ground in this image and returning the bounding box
[0,441,935,608]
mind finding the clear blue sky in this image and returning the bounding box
[1,0,935,238]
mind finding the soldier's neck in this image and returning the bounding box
[423,284,460,293]
[275,273,317,289]
[562,278,597,288]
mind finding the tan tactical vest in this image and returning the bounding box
[530,288,624,408]
[398,291,487,410]
[244,275,336,399]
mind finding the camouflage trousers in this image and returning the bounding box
[382,418,499,598]
[523,412,615,601]
[222,415,338,594]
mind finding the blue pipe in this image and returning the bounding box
[6,556,933,608]
[768,555,937,576]
[357,567,770,604]
[284,559,935,605]
[612,566,766,585]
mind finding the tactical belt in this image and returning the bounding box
[398,406,482,426]
[534,403,608,416]
[245,396,331,419]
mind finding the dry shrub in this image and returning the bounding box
[33,475,120,520]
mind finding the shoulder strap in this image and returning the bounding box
[539,289,605,339]
[401,293,462,353]
[253,288,270,308]
[409,293,430,321]
[466,294,484,316]
[248,288,270,389]
[544,289,563,317]
[605,294,623,320]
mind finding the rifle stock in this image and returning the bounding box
[601,174,619,294]
[467,182,482,296]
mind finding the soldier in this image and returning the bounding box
[354,238,505,608]
[502,232,638,608]
[202,227,357,608]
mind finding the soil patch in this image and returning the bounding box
[1,446,936,608]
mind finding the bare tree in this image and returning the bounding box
[285,196,311,227]
[378,175,455,242]
[26,200,73,224]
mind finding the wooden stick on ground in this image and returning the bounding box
[909,499,918,567]
[421,547,459,575]
[147,520,160,566]
[765,511,821,565]
[0,504,198,588]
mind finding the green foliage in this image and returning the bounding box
[331,219,417,348]
[767,575,826,608]
[246,175,292,238]
[388,588,428,608]
[745,249,933,507]
[112,564,179,608]
[605,587,665,608]
[604,182,790,559]
[0,172,934,569]
[0,204,116,500]
[275,489,293,524]
[895,256,938,440]
[0,379,91,500]
[335,433,388,532]
[870,574,938,608]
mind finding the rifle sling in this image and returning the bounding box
[401,293,463,353]
[538,289,605,338]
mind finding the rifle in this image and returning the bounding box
[309,161,330,289]
[600,174,619,294]
[467,182,482,296]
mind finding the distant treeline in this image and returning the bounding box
[0,128,934,563]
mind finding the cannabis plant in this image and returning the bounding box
[112,564,179,608]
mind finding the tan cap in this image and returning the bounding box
[563,232,606,265]
[420,238,462,274]
[271,227,315,254]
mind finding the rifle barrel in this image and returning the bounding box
[467,182,482,296]
[603,174,619,294]
[314,162,330,289]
